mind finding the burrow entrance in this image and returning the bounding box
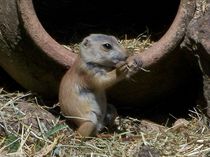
[33,0,179,43]
[32,0,203,124]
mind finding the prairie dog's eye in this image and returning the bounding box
[102,43,112,50]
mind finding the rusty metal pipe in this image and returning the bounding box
[132,0,196,68]
[0,0,76,98]
[17,0,76,68]
[0,0,196,104]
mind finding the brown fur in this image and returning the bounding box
[59,34,138,136]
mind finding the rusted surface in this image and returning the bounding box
[108,0,198,109]
[17,0,76,67]
[0,0,76,98]
[0,0,201,112]
[129,0,196,68]
[182,0,210,116]
[183,0,210,74]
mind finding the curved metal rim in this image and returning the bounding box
[17,0,77,68]
[133,0,196,68]
[17,0,195,70]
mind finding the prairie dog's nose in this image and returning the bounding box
[112,53,128,64]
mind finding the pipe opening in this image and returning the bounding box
[32,0,179,44]
[30,0,202,124]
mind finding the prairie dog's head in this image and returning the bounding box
[80,34,128,68]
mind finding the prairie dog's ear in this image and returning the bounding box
[111,35,119,43]
[81,37,91,48]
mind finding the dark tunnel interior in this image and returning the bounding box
[29,0,203,125]
[33,0,180,44]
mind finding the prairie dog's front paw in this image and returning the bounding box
[116,61,129,77]
[126,57,143,78]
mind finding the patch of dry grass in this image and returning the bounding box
[119,33,154,55]
[0,88,210,157]
[63,32,154,55]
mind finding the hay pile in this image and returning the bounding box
[63,33,154,55]
[0,90,210,157]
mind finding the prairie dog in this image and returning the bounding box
[59,34,140,136]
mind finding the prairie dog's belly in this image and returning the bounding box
[76,86,106,126]
[58,34,130,136]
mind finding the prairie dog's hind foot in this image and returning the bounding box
[104,104,118,129]
[77,121,97,137]
[77,111,104,137]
